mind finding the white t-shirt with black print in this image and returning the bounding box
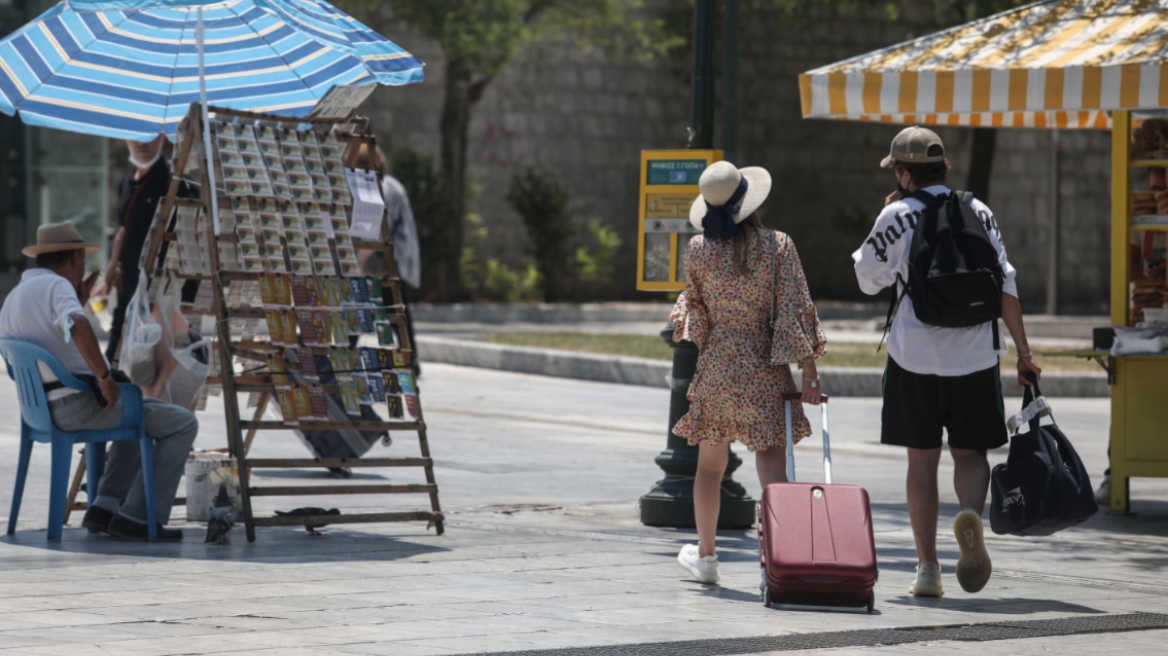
[852,185,1018,377]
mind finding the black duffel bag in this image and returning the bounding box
[990,374,1097,537]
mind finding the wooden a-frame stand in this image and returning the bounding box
[126,103,443,542]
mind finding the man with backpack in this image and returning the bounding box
[853,126,1043,597]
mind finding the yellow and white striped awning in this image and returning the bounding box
[799,0,1168,129]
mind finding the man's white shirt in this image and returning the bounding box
[0,268,107,400]
[852,185,1018,377]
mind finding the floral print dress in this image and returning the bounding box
[670,230,827,451]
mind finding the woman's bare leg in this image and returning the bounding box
[695,441,730,557]
[755,443,788,488]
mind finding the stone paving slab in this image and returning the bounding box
[0,364,1166,655]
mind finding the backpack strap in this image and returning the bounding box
[877,191,943,353]
[954,190,1002,350]
[877,273,909,353]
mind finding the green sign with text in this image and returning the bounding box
[647,159,708,185]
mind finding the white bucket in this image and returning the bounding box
[185,451,243,521]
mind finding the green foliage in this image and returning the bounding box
[756,0,1032,25]
[375,0,681,81]
[575,218,622,286]
[390,146,455,297]
[460,213,488,292]
[461,213,544,303]
[483,259,543,303]
[506,165,577,302]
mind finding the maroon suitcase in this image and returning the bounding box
[758,393,878,612]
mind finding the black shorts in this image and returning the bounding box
[881,357,1007,451]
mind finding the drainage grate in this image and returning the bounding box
[445,612,1168,656]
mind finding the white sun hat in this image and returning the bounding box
[688,161,773,232]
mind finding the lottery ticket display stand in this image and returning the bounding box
[138,103,443,542]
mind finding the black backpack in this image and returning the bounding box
[989,376,1098,536]
[882,190,1005,349]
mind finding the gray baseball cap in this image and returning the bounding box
[880,126,945,168]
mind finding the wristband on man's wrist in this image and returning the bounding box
[97,370,112,383]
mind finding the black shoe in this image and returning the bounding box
[107,514,183,541]
[82,506,116,534]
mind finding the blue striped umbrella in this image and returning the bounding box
[0,0,423,141]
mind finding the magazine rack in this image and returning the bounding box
[124,102,443,542]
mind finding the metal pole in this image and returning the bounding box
[688,0,715,149]
[196,8,220,236]
[722,0,739,165]
[1046,130,1060,315]
[640,0,754,529]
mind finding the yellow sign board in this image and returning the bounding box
[636,149,722,291]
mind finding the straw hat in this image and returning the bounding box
[22,221,100,257]
[688,162,772,231]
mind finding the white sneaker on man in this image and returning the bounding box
[1095,475,1111,505]
[953,508,992,593]
[909,561,944,597]
[677,544,720,584]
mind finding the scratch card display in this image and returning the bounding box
[385,394,404,418]
[275,385,297,426]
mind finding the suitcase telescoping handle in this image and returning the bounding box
[782,392,831,485]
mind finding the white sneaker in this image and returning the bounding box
[1095,475,1111,505]
[677,544,720,584]
[909,561,944,597]
[953,508,992,593]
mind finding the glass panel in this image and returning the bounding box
[676,235,689,282]
[643,232,671,281]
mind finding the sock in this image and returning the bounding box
[92,495,120,513]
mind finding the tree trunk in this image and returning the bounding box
[438,59,477,301]
[966,127,996,202]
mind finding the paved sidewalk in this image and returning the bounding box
[1,365,1166,655]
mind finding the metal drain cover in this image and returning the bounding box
[445,612,1168,656]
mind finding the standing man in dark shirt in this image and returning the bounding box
[93,136,194,364]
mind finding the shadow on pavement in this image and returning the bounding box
[886,595,1105,615]
[0,524,449,563]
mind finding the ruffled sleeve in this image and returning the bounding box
[770,232,827,365]
[670,238,710,350]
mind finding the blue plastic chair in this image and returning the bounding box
[0,339,157,541]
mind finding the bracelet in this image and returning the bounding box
[97,370,112,383]
[1018,353,1034,360]
[802,375,819,381]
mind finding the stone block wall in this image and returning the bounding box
[365,5,1111,314]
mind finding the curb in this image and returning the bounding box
[410,301,885,324]
[416,336,1109,397]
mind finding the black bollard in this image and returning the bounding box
[639,324,756,528]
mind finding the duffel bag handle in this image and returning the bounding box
[1013,372,1054,435]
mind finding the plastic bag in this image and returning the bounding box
[118,269,161,387]
[153,273,211,410]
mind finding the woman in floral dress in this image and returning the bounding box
[672,161,827,585]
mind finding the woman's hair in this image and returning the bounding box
[343,142,388,174]
[731,212,764,277]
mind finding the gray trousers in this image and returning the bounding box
[49,392,198,525]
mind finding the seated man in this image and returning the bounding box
[0,222,198,541]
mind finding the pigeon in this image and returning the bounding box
[274,507,341,535]
[204,483,237,545]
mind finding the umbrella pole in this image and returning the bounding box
[196,8,220,236]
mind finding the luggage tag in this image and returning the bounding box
[1006,395,1053,435]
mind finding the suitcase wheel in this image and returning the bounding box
[866,593,875,613]
[762,587,772,608]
